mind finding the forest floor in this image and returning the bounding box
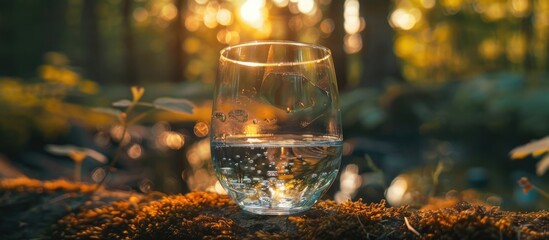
[0,178,547,239]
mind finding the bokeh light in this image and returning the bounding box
[239,0,267,29]
[193,121,209,138]
[159,131,185,150]
[386,176,409,207]
[391,0,549,83]
[343,0,364,54]
[133,7,149,23]
[216,8,233,26]
[91,167,106,183]
[160,3,177,21]
[110,125,131,146]
[335,163,362,203]
[297,0,316,15]
[127,143,143,159]
[390,8,421,31]
[139,178,153,193]
[273,0,290,8]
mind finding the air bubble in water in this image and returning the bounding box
[221,167,233,175]
[241,87,257,97]
[214,112,226,122]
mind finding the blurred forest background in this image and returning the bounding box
[0,0,548,210]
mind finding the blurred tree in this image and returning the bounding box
[82,0,103,83]
[46,0,68,55]
[325,0,348,90]
[360,0,402,88]
[122,0,137,85]
[0,0,67,78]
[169,0,185,83]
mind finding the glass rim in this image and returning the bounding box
[219,40,332,67]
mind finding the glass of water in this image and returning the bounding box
[211,41,342,215]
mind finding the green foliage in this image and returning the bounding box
[152,97,195,114]
[0,53,104,155]
[83,86,194,193]
[341,72,549,139]
[340,88,384,130]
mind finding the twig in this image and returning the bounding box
[355,214,379,239]
[404,217,421,237]
[532,185,549,199]
[375,230,395,240]
[499,229,503,240]
[518,177,549,199]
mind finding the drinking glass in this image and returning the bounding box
[211,41,342,215]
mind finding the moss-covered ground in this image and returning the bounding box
[0,178,547,239]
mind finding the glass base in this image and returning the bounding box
[241,205,311,215]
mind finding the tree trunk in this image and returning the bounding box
[47,0,67,52]
[0,1,16,77]
[360,0,402,88]
[82,0,102,83]
[169,0,185,82]
[122,0,137,85]
[325,0,348,90]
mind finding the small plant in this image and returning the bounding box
[45,86,194,189]
[511,137,549,200]
[45,145,107,182]
[510,136,549,176]
[517,177,549,200]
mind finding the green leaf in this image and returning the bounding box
[92,107,122,117]
[153,97,194,114]
[45,144,108,164]
[112,99,133,107]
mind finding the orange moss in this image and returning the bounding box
[128,192,241,239]
[0,178,547,239]
[0,177,98,193]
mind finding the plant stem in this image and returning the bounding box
[94,120,128,190]
[127,109,156,126]
[93,107,154,191]
[532,185,549,199]
[75,160,82,183]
